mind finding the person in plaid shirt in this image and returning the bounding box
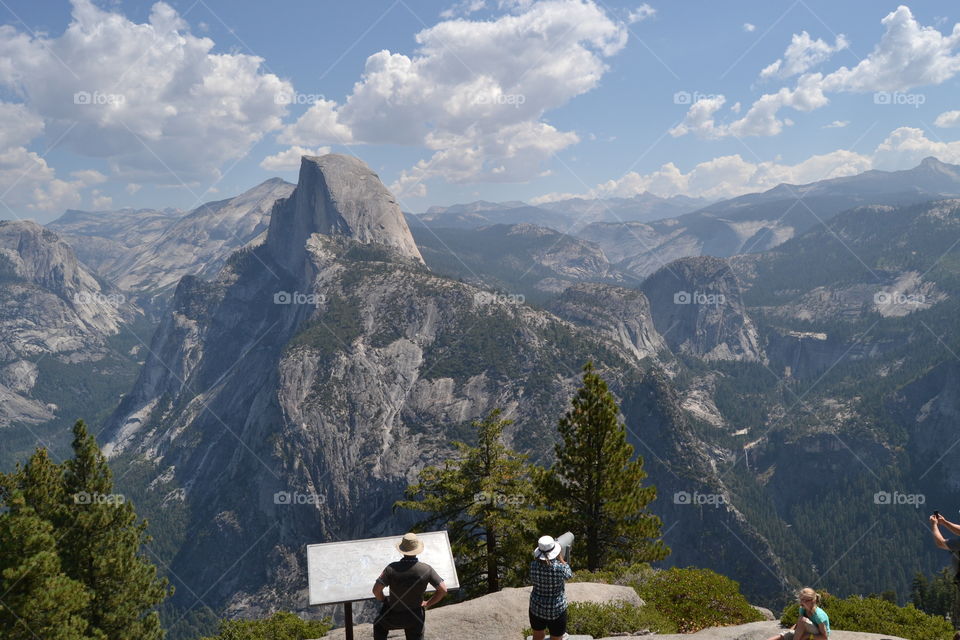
[528,535,573,640]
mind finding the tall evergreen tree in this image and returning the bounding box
[911,571,929,613]
[59,420,171,640]
[1,421,172,640]
[0,493,92,640]
[396,409,546,595]
[541,362,669,571]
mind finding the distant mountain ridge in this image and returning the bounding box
[116,178,295,292]
[49,207,183,276]
[415,191,709,231]
[579,157,960,278]
[50,179,295,295]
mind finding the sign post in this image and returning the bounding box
[306,531,459,639]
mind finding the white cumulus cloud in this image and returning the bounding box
[274,0,629,197]
[536,126,960,202]
[0,0,291,187]
[674,6,960,139]
[440,0,487,19]
[935,110,960,128]
[260,146,332,172]
[872,126,960,169]
[0,102,86,215]
[760,31,849,80]
[628,4,655,24]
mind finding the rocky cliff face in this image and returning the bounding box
[0,221,142,464]
[887,361,960,491]
[267,155,423,275]
[0,220,132,358]
[549,282,665,361]
[640,256,765,362]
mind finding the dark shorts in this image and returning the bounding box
[374,604,425,640]
[529,609,567,637]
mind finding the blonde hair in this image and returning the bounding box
[798,587,821,607]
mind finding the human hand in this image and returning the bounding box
[931,514,940,525]
[421,601,430,610]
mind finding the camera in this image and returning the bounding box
[933,510,940,518]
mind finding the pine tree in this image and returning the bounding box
[541,362,669,571]
[58,420,172,640]
[200,611,332,640]
[2,421,172,640]
[0,493,91,640]
[911,571,929,612]
[396,409,547,595]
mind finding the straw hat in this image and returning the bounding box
[533,535,561,560]
[396,532,425,556]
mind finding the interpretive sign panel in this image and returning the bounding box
[307,530,459,606]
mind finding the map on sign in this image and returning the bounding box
[307,531,459,606]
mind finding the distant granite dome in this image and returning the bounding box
[267,154,424,272]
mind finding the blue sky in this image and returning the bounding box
[1,0,959,222]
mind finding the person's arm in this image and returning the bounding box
[557,554,573,579]
[810,622,828,640]
[939,516,960,537]
[373,569,389,601]
[423,581,447,609]
[932,515,951,550]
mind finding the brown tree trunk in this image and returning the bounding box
[486,526,500,593]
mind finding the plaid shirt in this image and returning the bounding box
[528,558,573,619]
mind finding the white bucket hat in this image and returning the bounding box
[396,532,425,556]
[533,535,562,560]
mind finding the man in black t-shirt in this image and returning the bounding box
[372,532,447,640]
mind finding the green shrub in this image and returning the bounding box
[566,600,677,636]
[636,567,763,633]
[569,562,655,587]
[199,611,332,640]
[780,593,953,640]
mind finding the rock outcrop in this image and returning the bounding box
[267,154,424,275]
[640,256,765,362]
[323,582,642,640]
[603,622,908,640]
[549,282,665,361]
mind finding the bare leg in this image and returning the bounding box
[531,630,545,640]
